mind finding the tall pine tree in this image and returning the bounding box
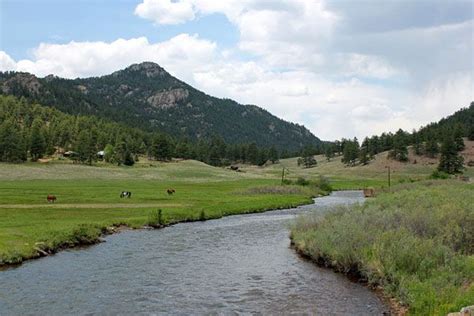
[438,134,464,174]
[29,119,46,161]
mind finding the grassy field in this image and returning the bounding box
[0,159,322,265]
[291,180,474,315]
[1,143,472,268]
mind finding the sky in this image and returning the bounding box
[0,0,473,141]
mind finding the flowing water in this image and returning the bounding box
[0,191,388,315]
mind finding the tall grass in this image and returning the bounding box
[291,180,474,315]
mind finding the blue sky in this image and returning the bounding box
[0,0,472,140]
[1,0,238,60]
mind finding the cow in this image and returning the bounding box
[47,195,57,203]
[120,191,132,198]
[167,189,176,195]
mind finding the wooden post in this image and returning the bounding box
[281,167,288,185]
[387,166,391,189]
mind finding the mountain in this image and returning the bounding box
[0,62,321,151]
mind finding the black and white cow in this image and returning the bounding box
[120,191,132,198]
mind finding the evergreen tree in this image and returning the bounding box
[175,139,192,159]
[301,145,317,168]
[342,138,359,166]
[246,143,259,165]
[303,155,317,168]
[103,144,115,163]
[123,149,135,166]
[438,134,464,174]
[412,132,423,156]
[324,145,335,161]
[76,128,98,165]
[425,137,439,158]
[29,119,46,161]
[0,119,26,162]
[113,141,129,166]
[268,145,279,163]
[468,124,474,141]
[151,134,172,161]
[453,126,465,151]
[389,130,409,162]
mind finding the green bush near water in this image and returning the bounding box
[291,180,474,315]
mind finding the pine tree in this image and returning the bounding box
[0,119,26,162]
[453,126,465,151]
[103,144,115,163]
[425,137,439,158]
[76,128,98,165]
[468,124,474,141]
[268,145,279,163]
[342,138,359,166]
[246,143,259,165]
[151,134,172,161]
[324,145,334,161]
[301,145,317,168]
[29,119,46,161]
[438,134,464,174]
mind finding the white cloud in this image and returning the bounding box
[1,1,472,141]
[342,53,402,79]
[0,34,217,81]
[0,51,16,70]
[134,0,195,25]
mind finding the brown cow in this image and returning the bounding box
[47,195,57,203]
[167,189,176,195]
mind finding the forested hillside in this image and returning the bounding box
[0,62,321,152]
[322,102,474,174]
[0,95,281,166]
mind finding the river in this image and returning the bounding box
[0,191,388,315]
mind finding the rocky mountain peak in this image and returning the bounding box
[121,62,168,78]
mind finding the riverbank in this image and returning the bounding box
[0,160,332,266]
[290,180,474,315]
[0,196,318,268]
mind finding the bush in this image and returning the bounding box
[291,181,474,315]
[430,170,450,179]
[199,210,206,221]
[295,177,310,186]
[148,209,164,227]
[316,176,333,192]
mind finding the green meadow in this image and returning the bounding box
[2,149,472,266]
[0,159,321,265]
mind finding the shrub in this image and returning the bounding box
[291,181,474,315]
[316,176,333,192]
[430,170,450,179]
[148,209,163,227]
[199,210,206,221]
[295,177,310,186]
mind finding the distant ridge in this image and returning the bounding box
[0,62,322,151]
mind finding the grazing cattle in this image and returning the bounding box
[167,189,176,195]
[120,191,132,198]
[230,165,239,171]
[47,195,57,203]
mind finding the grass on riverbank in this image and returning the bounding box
[291,180,474,315]
[0,160,325,265]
